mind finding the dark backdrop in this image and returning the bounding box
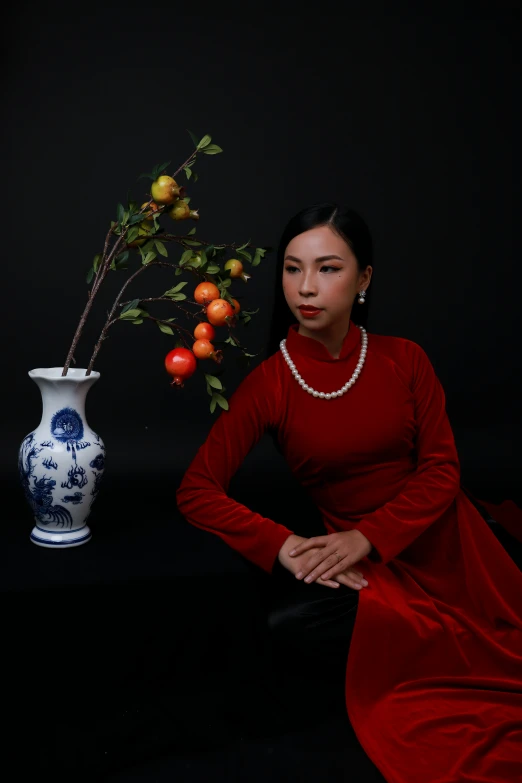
[3,2,521,779]
[4,1,521,509]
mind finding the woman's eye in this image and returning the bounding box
[284,266,299,273]
[320,266,340,273]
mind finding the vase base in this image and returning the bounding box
[30,525,92,548]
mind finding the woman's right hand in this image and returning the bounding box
[278,534,367,591]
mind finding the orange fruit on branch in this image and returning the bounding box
[194,321,216,340]
[141,201,160,221]
[194,281,220,305]
[206,298,236,327]
[192,338,223,364]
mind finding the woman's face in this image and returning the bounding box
[282,225,371,337]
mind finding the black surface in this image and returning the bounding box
[5,470,521,782]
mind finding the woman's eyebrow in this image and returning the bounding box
[284,254,344,263]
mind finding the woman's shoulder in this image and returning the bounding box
[228,350,283,401]
[367,327,429,360]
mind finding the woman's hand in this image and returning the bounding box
[278,534,368,590]
[288,529,372,585]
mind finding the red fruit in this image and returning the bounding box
[206,298,235,326]
[194,321,216,340]
[164,348,197,387]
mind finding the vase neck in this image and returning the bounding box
[29,368,100,434]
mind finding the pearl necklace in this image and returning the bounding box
[279,325,368,399]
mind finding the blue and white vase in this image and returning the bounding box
[18,367,105,548]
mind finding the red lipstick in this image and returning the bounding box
[298,305,323,318]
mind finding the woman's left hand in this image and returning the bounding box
[289,529,373,584]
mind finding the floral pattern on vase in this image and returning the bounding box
[18,368,105,548]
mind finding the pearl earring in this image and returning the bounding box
[357,290,366,305]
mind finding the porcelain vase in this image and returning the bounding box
[18,367,105,548]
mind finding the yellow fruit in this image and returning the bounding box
[151,175,180,205]
[168,199,191,221]
[128,220,154,248]
[224,258,251,283]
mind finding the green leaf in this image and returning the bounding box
[155,240,168,257]
[210,397,217,414]
[164,317,177,322]
[131,319,143,325]
[175,267,183,276]
[142,251,156,265]
[141,239,155,254]
[137,172,154,181]
[119,309,142,319]
[151,160,171,180]
[187,128,199,148]
[127,226,140,244]
[202,145,223,155]
[213,393,229,411]
[193,172,199,183]
[184,166,192,180]
[174,338,183,348]
[164,281,188,295]
[204,374,223,390]
[169,292,187,301]
[179,249,193,266]
[93,254,102,273]
[187,227,197,235]
[236,239,251,251]
[128,213,145,226]
[197,134,212,149]
[204,264,219,275]
[184,239,201,246]
[158,322,174,335]
[115,250,129,266]
[121,298,140,315]
[116,203,125,225]
[236,249,252,262]
[220,278,232,288]
[252,248,262,267]
[86,267,94,284]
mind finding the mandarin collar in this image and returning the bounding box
[284,319,362,362]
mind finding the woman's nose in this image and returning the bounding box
[299,272,318,296]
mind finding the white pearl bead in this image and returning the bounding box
[279,326,367,399]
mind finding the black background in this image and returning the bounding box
[3,2,522,780]
[2,2,521,506]
[4,0,521,503]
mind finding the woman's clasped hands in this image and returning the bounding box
[287,529,373,590]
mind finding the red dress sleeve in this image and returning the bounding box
[176,360,295,574]
[356,341,461,564]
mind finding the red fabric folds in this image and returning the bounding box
[176,319,522,783]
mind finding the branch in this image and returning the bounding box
[85,260,201,374]
[172,148,198,180]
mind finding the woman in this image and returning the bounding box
[176,203,522,783]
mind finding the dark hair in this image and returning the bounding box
[264,202,374,359]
